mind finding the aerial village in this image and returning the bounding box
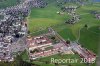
[0,0,46,62]
[0,0,99,65]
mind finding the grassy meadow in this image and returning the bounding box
[0,0,20,9]
[28,1,100,54]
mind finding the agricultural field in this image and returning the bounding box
[0,0,20,9]
[79,26,100,54]
[31,54,96,66]
[32,54,86,66]
[28,3,70,32]
[28,0,100,53]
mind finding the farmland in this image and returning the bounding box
[0,0,20,9]
[28,0,100,54]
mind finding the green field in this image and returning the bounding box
[79,26,100,54]
[28,1,100,53]
[0,0,20,9]
[28,2,70,32]
[31,54,96,66]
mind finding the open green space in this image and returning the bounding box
[0,0,20,9]
[32,54,95,66]
[28,1,100,51]
[28,2,70,32]
[58,27,76,41]
[21,50,30,62]
[79,26,100,54]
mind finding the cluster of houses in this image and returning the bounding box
[95,14,100,19]
[62,6,80,24]
[0,11,27,38]
[91,11,100,19]
[27,35,52,50]
[26,0,47,8]
[26,28,96,64]
[27,35,54,59]
[0,35,14,62]
[27,29,74,60]
[0,0,47,17]
[0,0,47,62]
[0,11,27,62]
[63,6,77,13]
[0,0,29,62]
